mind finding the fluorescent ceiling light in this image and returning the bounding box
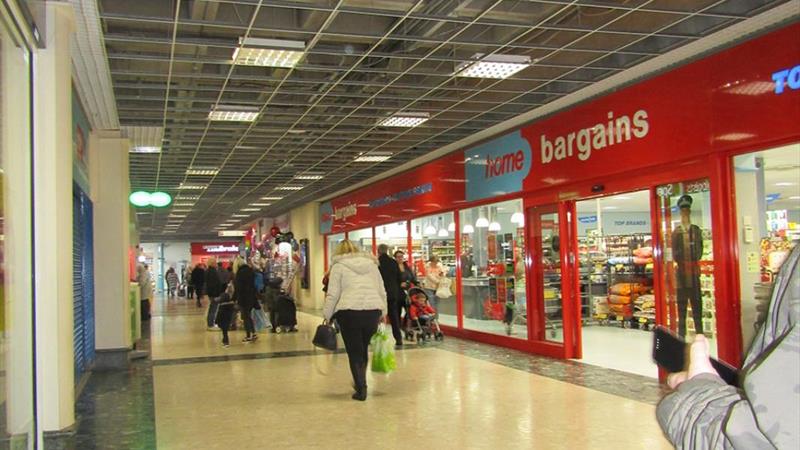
[790,196,800,200]
[168,214,187,218]
[603,206,619,210]
[171,208,191,213]
[276,186,303,191]
[130,146,161,154]
[208,105,260,122]
[174,202,195,207]
[218,230,247,237]
[175,195,200,201]
[186,166,219,176]
[233,37,305,68]
[775,182,795,186]
[178,183,207,190]
[378,112,429,128]
[232,214,249,218]
[455,53,531,79]
[295,174,324,180]
[241,208,261,212]
[355,152,393,162]
[250,203,272,207]
[261,196,284,200]
[287,129,307,134]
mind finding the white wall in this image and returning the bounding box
[162,242,191,277]
[290,202,325,309]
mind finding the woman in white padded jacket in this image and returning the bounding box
[323,240,387,401]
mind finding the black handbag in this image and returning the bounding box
[312,320,337,351]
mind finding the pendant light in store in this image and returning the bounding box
[462,224,475,234]
[447,222,455,232]
[424,220,437,236]
[510,211,524,225]
[487,206,501,231]
[488,221,501,232]
[475,207,489,228]
[437,228,449,237]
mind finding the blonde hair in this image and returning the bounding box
[232,256,245,274]
[334,239,360,256]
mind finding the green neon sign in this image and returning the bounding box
[129,191,172,207]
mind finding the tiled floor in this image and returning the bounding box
[64,294,673,449]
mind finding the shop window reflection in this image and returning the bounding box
[410,213,455,326]
[348,227,374,254]
[656,179,718,357]
[459,199,526,339]
[326,233,345,269]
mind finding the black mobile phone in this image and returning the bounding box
[652,326,739,386]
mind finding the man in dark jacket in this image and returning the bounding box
[377,244,403,347]
[234,260,260,343]
[191,264,206,308]
[204,258,223,329]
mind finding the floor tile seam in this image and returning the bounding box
[430,344,663,405]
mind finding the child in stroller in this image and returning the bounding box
[405,287,444,343]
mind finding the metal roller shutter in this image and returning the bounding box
[73,185,95,382]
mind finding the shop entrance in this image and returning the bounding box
[575,190,658,377]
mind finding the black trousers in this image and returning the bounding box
[187,285,195,299]
[335,309,381,389]
[241,305,255,337]
[677,285,703,337]
[387,299,403,345]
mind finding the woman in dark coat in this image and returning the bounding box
[395,250,417,327]
[233,257,259,343]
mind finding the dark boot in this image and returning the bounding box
[351,363,367,401]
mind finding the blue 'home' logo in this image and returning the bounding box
[465,131,532,202]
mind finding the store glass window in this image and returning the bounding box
[733,143,799,349]
[375,221,409,256]
[326,233,345,268]
[656,179,718,357]
[1,22,35,446]
[459,199,526,338]
[348,227,374,254]
[410,213,456,326]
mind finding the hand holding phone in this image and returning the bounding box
[652,326,739,386]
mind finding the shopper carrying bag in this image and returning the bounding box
[312,320,338,351]
[436,276,453,299]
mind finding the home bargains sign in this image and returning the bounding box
[191,242,241,256]
[321,24,800,234]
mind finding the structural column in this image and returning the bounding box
[90,131,133,368]
[33,2,76,432]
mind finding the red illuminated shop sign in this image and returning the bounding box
[321,24,800,234]
[191,242,241,256]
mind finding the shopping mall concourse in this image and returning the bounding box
[1,0,798,448]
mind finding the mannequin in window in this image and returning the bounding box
[671,194,704,337]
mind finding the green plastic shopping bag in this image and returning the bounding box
[370,323,396,374]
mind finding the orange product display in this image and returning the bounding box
[609,283,646,296]
[609,303,633,317]
[608,294,632,305]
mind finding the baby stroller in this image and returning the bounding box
[405,287,444,344]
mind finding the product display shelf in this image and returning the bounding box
[428,239,456,268]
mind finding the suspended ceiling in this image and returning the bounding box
[96,0,792,240]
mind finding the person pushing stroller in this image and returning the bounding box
[407,287,444,343]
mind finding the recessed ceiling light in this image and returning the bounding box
[175,195,200,201]
[378,112,429,128]
[130,146,161,154]
[261,196,284,200]
[186,167,219,176]
[455,53,531,79]
[177,183,207,190]
[294,173,323,180]
[250,203,272,207]
[233,37,305,68]
[208,105,260,122]
[355,152,393,162]
[276,186,303,191]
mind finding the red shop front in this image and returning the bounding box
[319,23,800,377]
[190,242,241,267]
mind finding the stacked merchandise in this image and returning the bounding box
[606,282,647,319]
[634,294,656,328]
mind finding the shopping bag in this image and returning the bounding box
[312,320,337,351]
[370,324,396,374]
[436,277,452,298]
[251,308,269,332]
